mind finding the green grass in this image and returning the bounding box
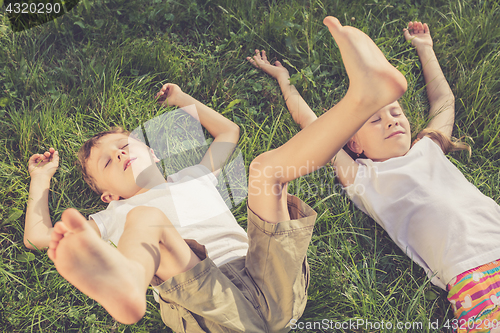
[1,0,499,331]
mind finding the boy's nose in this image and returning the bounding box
[117,150,126,160]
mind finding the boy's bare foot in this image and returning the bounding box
[246,49,290,81]
[323,16,407,111]
[48,208,146,324]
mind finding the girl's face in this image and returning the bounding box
[348,101,411,162]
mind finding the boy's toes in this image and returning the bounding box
[47,248,56,261]
[61,208,89,232]
[323,16,342,33]
[53,221,69,236]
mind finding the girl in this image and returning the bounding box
[248,21,500,332]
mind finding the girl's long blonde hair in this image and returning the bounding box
[414,129,471,156]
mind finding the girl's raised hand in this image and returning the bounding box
[156,83,183,107]
[403,21,433,49]
[28,148,59,179]
[247,49,290,81]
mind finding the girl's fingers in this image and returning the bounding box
[262,50,267,61]
[403,28,411,41]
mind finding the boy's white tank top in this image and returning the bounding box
[90,165,249,267]
[345,136,500,289]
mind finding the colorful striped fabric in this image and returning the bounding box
[447,260,500,332]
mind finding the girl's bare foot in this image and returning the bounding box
[323,16,407,111]
[48,208,146,324]
[246,49,290,81]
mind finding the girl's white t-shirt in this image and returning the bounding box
[89,165,249,267]
[345,136,500,289]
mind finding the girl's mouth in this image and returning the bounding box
[386,131,404,139]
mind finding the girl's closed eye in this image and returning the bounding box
[371,118,381,123]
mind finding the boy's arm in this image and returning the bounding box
[247,50,359,186]
[404,21,455,138]
[25,149,58,250]
[156,83,240,175]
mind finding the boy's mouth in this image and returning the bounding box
[124,157,137,170]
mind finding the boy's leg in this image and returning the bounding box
[248,16,407,223]
[245,16,407,331]
[48,206,200,325]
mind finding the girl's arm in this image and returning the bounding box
[247,50,358,186]
[247,49,318,129]
[156,83,240,174]
[404,22,455,138]
[25,149,58,250]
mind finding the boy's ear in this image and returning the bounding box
[100,192,121,203]
[150,148,160,163]
[347,138,363,155]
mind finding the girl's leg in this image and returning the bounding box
[248,16,407,223]
[48,207,200,324]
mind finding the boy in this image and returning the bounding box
[24,16,407,332]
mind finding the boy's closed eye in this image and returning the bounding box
[104,144,129,168]
[370,118,381,123]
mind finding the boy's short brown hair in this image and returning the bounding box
[77,127,130,194]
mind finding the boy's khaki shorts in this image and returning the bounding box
[152,194,317,333]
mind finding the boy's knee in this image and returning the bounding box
[126,206,169,227]
[249,151,277,180]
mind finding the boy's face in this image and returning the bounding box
[86,133,162,203]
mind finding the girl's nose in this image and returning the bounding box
[387,118,399,128]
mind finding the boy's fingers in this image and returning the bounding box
[29,154,39,162]
[423,23,430,33]
[415,22,423,33]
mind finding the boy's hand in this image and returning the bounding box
[156,83,183,107]
[403,21,433,49]
[28,148,59,179]
[247,49,290,81]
